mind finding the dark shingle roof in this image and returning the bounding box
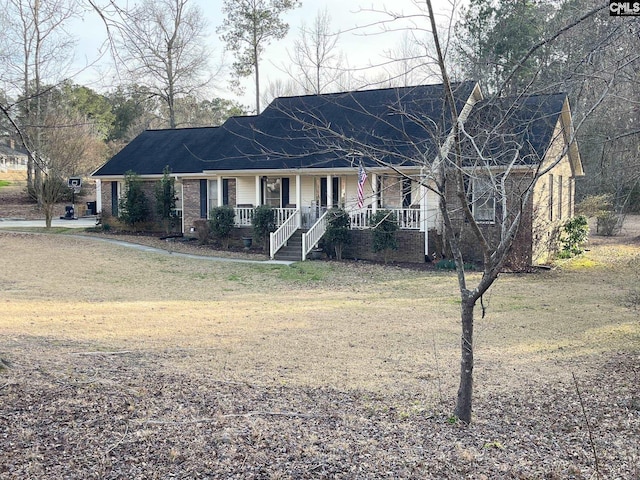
[0,143,28,157]
[94,81,477,176]
[93,127,218,176]
[460,93,567,167]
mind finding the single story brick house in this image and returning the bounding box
[92,81,582,265]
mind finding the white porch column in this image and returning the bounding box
[327,174,333,208]
[420,177,429,259]
[255,175,261,206]
[217,177,223,207]
[295,174,302,207]
[371,173,378,213]
[95,179,102,213]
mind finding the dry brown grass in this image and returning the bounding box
[1,228,637,393]
[1,221,639,479]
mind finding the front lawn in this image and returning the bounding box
[0,227,638,478]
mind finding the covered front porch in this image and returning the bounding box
[177,170,438,260]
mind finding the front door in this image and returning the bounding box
[319,177,340,207]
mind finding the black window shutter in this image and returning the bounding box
[282,177,290,206]
[111,182,118,216]
[402,178,412,207]
[200,180,208,218]
[222,179,229,206]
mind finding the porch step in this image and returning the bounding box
[273,230,305,261]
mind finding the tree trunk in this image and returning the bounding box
[254,48,261,114]
[44,203,53,228]
[455,297,475,423]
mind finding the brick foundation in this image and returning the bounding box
[342,229,429,263]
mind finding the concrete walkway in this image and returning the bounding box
[0,218,294,265]
[0,217,98,229]
[80,235,294,265]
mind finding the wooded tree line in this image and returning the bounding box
[453,0,640,213]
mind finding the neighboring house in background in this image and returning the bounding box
[0,139,28,173]
[91,81,583,266]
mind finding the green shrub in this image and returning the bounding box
[252,205,276,252]
[559,215,589,258]
[155,166,177,234]
[324,208,351,260]
[370,210,398,263]
[209,206,236,248]
[118,171,150,229]
[576,194,613,218]
[596,211,622,236]
[576,194,622,236]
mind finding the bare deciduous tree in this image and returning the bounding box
[91,0,212,129]
[263,0,630,424]
[380,31,440,87]
[410,0,624,423]
[261,78,299,110]
[0,0,78,199]
[288,7,345,95]
[455,0,640,213]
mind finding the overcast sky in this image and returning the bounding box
[71,0,458,107]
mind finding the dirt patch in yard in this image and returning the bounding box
[0,218,639,478]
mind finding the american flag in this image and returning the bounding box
[357,163,367,208]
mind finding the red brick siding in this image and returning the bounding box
[441,172,535,269]
[182,179,201,235]
[344,229,427,263]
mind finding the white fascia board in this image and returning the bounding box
[90,175,124,181]
[201,166,423,176]
[560,98,584,177]
[460,164,533,173]
[91,173,163,181]
[170,172,210,180]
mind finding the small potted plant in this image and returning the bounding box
[309,246,324,260]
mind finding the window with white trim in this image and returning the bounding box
[557,175,563,220]
[472,177,496,223]
[263,177,281,207]
[208,179,219,210]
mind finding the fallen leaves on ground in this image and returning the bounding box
[1,342,638,479]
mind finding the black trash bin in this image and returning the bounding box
[60,205,75,220]
[86,201,96,215]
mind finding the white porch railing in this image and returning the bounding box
[395,208,421,229]
[270,209,301,259]
[275,207,298,226]
[234,207,254,227]
[234,207,420,231]
[233,206,299,227]
[302,209,330,261]
[349,208,421,230]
